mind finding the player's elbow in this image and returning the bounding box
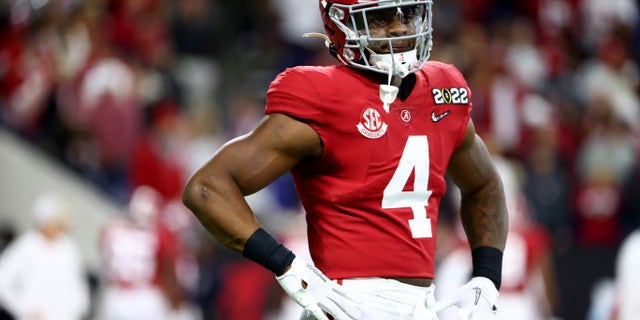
[182,171,211,217]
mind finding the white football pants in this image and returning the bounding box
[300,277,438,320]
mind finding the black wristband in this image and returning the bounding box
[242,228,295,275]
[471,246,503,290]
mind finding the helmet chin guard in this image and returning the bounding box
[369,49,418,78]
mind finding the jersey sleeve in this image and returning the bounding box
[265,67,335,153]
[265,67,323,124]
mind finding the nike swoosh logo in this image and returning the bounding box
[431,110,451,122]
[473,287,482,305]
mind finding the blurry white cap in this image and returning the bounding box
[128,186,163,227]
[80,58,135,108]
[32,192,69,227]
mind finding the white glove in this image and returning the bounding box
[435,277,499,320]
[276,257,361,320]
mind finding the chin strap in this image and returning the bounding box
[376,52,400,113]
[379,82,398,113]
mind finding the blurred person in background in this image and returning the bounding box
[493,155,561,320]
[612,227,640,320]
[0,223,16,256]
[522,128,574,251]
[0,225,13,320]
[96,185,196,320]
[0,192,90,320]
[619,147,640,237]
[160,199,202,320]
[437,144,561,320]
[572,92,637,247]
[573,26,639,247]
[129,100,187,201]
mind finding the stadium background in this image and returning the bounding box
[0,0,638,319]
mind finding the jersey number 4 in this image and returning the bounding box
[382,135,434,238]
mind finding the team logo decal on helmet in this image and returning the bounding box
[357,107,388,139]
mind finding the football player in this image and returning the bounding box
[97,186,184,320]
[182,0,508,319]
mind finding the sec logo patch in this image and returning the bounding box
[357,107,388,139]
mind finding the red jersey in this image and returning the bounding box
[99,220,178,288]
[502,225,552,292]
[265,62,472,279]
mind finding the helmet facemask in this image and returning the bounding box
[326,0,433,78]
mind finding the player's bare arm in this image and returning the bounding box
[182,113,322,254]
[447,120,508,251]
[435,119,508,315]
[183,114,361,320]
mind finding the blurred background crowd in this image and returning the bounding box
[0,0,638,319]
